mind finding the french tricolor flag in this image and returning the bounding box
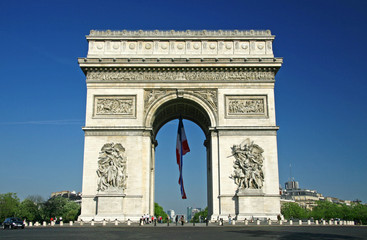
[176,116,190,199]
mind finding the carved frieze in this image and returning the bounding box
[87,30,274,57]
[89,29,272,37]
[87,70,275,82]
[230,139,264,190]
[94,95,136,118]
[225,95,268,118]
[97,143,127,192]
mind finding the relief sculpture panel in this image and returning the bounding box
[225,95,267,118]
[97,143,127,193]
[230,139,264,191]
[94,95,136,118]
[87,70,275,82]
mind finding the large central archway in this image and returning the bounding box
[78,29,283,221]
[147,94,215,218]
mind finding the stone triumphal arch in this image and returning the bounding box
[78,29,283,221]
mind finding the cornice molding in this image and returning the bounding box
[83,126,152,136]
[88,29,273,38]
[79,57,283,64]
[209,126,279,136]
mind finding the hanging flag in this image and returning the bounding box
[176,116,190,199]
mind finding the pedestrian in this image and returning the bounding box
[175,215,178,225]
[228,214,232,224]
[180,215,184,226]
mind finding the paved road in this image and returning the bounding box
[1,225,367,240]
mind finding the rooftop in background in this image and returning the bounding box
[51,191,82,203]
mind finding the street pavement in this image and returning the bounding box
[1,225,367,240]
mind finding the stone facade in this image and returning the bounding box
[79,30,283,221]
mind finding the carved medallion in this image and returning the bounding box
[230,139,264,190]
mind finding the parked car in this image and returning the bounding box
[2,218,25,229]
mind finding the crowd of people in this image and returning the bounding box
[139,214,186,225]
[140,214,166,224]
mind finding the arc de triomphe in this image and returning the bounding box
[78,29,283,221]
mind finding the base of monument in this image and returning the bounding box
[235,213,279,221]
[210,213,279,222]
[79,214,142,222]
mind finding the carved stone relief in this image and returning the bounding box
[193,90,217,111]
[143,89,218,115]
[89,29,272,37]
[225,95,267,118]
[97,143,127,192]
[230,139,264,190]
[94,96,136,118]
[87,70,275,82]
[144,89,175,110]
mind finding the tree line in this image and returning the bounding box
[154,202,168,222]
[281,201,367,224]
[190,207,208,223]
[0,193,80,223]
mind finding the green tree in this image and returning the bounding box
[16,198,41,222]
[308,200,367,224]
[190,207,208,223]
[0,193,20,222]
[154,202,168,222]
[351,203,367,225]
[310,201,340,220]
[281,202,308,220]
[63,201,80,222]
[42,196,80,222]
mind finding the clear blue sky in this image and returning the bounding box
[1,0,366,215]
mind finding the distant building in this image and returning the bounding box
[167,209,175,220]
[187,207,192,221]
[280,179,360,210]
[192,208,201,216]
[186,207,202,221]
[51,190,82,204]
[280,179,323,210]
